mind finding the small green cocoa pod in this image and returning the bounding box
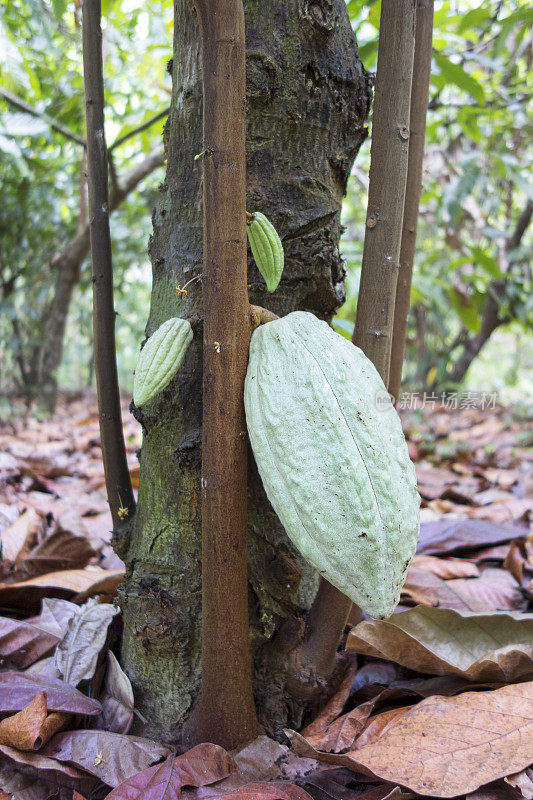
[244,311,420,619]
[133,317,192,406]
[246,212,284,292]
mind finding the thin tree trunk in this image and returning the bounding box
[353,0,416,381]
[186,0,258,749]
[294,0,417,689]
[389,0,434,402]
[119,0,371,744]
[36,148,164,414]
[82,0,135,529]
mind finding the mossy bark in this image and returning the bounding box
[119,0,371,744]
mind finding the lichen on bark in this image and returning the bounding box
[119,0,371,743]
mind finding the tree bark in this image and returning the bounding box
[82,0,136,530]
[35,148,164,414]
[388,0,434,402]
[119,0,370,744]
[186,0,258,749]
[353,0,416,385]
[294,0,417,698]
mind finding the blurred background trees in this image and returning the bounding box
[0,0,531,410]
[338,0,532,398]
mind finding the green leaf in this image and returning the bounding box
[434,52,485,104]
[457,5,490,34]
[51,0,67,21]
[469,246,503,279]
[448,289,481,333]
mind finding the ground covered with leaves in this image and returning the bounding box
[0,395,532,799]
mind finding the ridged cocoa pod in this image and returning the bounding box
[133,317,192,406]
[244,311,420,619]
[246,211,284,292]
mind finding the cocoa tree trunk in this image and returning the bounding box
[119,0,370,744]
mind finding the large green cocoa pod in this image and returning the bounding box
[244,311,420,619]
[133,317,192,407]
[246,212,284,292]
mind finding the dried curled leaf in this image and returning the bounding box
[133,317,193,406]
[346,606,533,681]
[55,599,117,686]
[288,681,533,798]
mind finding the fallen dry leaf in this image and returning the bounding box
[198,784,313,800]
[297,688,418,755]
[55,599,117,686]
[445,567,525,612]
[417,519,524,556]
[0,615,59,669]
[30,597,80,637]
[0,671,101,715]
[301,664,357,739]
[466,781,524,799]
[95,650,135,734]
[411,554,480,580]
[352,707,412,751]
[505,768,533,798]
[41,729,171,787]
[0,567,124,612]
[0,764,95,799]
[182,736,321,798]
[106,744,236,799]
[294,767,388,800]
[2,528,97,584]
[356,787,416,800]
[402,566,476,611]
[347,606,533,681]
[0,692,69,751]
[0,508,43,564]
[0,743,98,793]
[504,540,529,585]
[287,681,533,797]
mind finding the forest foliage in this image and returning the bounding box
[0,0,531,401]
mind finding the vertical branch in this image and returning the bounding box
[298,0,417,682]
[389,0,435,402]
[353,0,417,383]
[188,0,258,749]
[82,0,135,529]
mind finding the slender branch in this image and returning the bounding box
[389,0,434,402]
[108,107,169,151]
[298,0,417,683]
[353,0,416,382]
[0,87,168,154]
[82,0,135,529]
[0,86,87,147]
[446,199,533,386]
[507,199,533,252]
[186,0,258,749]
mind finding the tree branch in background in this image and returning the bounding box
[185,0,258,750]
[447,199,533,386]
[82,0,135,529]
[0,86,168,156]
[293,0,417,686]
[108,107,170,152]
[389,0,435,402]
[0,86,87,147]
[36,146,164,413]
